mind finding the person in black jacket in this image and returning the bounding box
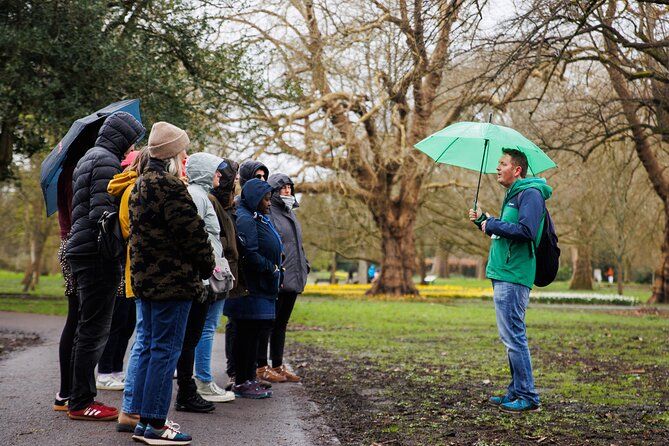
[64,111,145,421]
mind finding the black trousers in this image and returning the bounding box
[58,290,79,398]
[257,292,298,368]
[68,257,122,411]
[98,292,136,374]
[225,318,236,377]
[176,299,210,395]
[233,319,273,385]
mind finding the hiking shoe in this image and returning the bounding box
[273,365,300,382]
[257,365,287,383]
[233,380,272,399]
[53,393,69,412]
[117,411,140,432]
[68,401,119,421]
[175,391,215,413]
[488,394,514,406]
[96,373,124,391]
[143,422,192,445]
[195,378,235,403]
[132,422,146,443]
[500,398,541,413]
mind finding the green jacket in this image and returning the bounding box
[483,178,552,289]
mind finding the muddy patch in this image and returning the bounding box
[290,343,669,446]
[0,330,40,359]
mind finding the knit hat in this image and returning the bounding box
[147,122,190,159]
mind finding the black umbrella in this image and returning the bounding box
[39,99,142,216]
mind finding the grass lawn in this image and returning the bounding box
[0,270,65,298]
[287,297,669,445]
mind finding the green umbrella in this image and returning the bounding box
[414,121,556,209]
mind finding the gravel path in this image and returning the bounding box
[0,311,339,446]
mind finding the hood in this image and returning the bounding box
[185,152,224,192]
[239,160,269,187]
[94,111,146,161]
[268,173,299,209]
[107,170,138,197]
[219,158,239,191]
[506,177,552,202]
[241,178,273,212]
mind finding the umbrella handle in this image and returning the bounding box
[473,138,489,213]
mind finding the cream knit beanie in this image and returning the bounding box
[147,122,190,159]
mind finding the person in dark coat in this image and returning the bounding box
[257,173,309,383]
[64,111,145,421]
[224,159,270,388]
[128,121,214,444]
[223,178,283,398]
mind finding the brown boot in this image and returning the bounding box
[116,411,140,433]
[257,365,287,383]
[273,365,300,383]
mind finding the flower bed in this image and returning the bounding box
[302,284,639,306]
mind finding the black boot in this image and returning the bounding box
[175,390,215,413]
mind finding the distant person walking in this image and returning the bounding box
[64,111,145,421]
[606,266,614,285]
[469,148,551,413]
[128,122,214,445]
[256,173,309,383]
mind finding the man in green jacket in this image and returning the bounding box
[469,148,552,413]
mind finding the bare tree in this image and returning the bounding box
[215,0,536,294]
[508,0,669,302]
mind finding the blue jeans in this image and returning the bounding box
[492,280,540,406]
[194,299,225,382]
[131,299,191,419]
[122,299,143,414]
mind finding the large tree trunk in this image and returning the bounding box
[650,209,669,304]
[569,245,593,290]
[368,220,418,295]
[603,28,669,303]
[21,225,50,292]
[0,119,14,180]
[329,252,337,284]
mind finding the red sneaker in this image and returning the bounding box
[68,401,119,421]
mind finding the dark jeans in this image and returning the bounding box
[58,291,79,398]
[176,299,210,395]
[257,292,298,368]
[98,293,136,374]
[233,318,273,384]
[225,318,237,377]
[68,257,122,411]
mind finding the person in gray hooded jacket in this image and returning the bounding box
[175,152,233,413]
[256,173,310,383]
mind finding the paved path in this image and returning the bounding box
[0,312,339,446]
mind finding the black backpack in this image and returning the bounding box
[534,209,560,287]
[97,211,126,261]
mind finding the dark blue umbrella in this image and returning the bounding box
[40,99,142,216]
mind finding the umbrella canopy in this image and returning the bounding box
[414,121,556,175]
[40,99,142,216]
[414,121,556,210]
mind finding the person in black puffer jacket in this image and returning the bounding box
[64,111,145,420]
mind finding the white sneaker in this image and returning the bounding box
[195,378,235,402]
[112,371,125,383]
[96,373,124,391]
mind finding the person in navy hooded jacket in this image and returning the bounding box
[223,178,283,398]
